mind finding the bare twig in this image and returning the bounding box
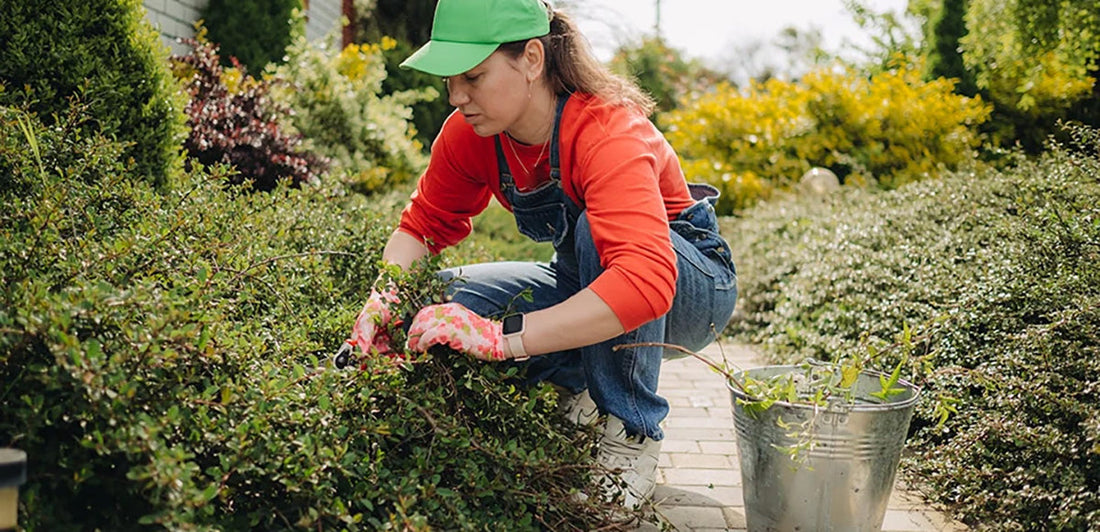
[614,341,754,397]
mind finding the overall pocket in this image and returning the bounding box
[670,200,736,288]
[513,201,571,247]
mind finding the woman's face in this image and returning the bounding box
[446,50,532,137]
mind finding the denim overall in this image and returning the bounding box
[441,95,737,440]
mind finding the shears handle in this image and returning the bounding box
[333,341,355,369]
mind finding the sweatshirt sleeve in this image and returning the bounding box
[566,104,681,332]
[397,113,493,254]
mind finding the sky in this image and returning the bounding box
[568,0,912,80]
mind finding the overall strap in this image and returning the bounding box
[548,94,569,182]
[548,94,583,219]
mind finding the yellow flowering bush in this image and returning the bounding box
[661,63,991,213]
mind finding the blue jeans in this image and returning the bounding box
[440,207,737,441]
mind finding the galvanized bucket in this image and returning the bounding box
[728,365,921,532]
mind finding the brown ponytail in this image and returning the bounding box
[498,7,655,115]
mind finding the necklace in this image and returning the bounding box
[505,96,556,178]
[505,133,549,178]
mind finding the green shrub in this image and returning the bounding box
[0,0,187,188]
[608,36,726,118]
[172,36,328,191]
[922,0,978,96]
[353,0,451,147]
[201,0,303,73]
[270,35,431,195]
[661,61,991,214]
[0,104,625,530]
[960,0,1100,151]
[723,126,1100,529]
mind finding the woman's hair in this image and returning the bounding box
[497,7,655,115]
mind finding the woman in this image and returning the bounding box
[345,0,737,509]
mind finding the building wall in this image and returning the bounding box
[303,0,343,44]
[142,0,344,56]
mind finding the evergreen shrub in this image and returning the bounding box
[0,0,186,188]
[270,36,432,195]
[0,104,621,530]
[723,126,1100,529]
[609,36,725,117]
[661,62,991,214]
[353,0,451,147]
[171,36,328,191]
[201,0,303,73]
[960,0,1100,151]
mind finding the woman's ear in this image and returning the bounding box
[522,39,545,82]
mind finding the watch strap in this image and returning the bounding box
[504,332,528,361]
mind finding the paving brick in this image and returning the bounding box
[703,486,744,507]
[660,439,701,453]
[923,509,970,531]
[657,376,695,389]
[723,506,748,528]
[668,452,731,469]
[697,440,739,455]
[661,467,740,487]
[658,453,672,468]
[664,415,729,429]
[661,388,713,398]
[881,509,940,531]
[889,486,926,509]
[651,485,725,507]
[655,485,743,507]
[666,406,715,419]
[667,427,736,440]
[654,506,727,530]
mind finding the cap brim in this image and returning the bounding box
[399,40,499,77]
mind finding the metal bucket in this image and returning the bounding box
[728,365,921,532]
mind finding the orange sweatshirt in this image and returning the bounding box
[397,93,695,332]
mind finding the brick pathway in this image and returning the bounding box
[640,343,969,532]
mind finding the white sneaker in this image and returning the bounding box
[559,388,599,426]
[596,415,661,509]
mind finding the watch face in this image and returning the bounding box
[502,313,524,335]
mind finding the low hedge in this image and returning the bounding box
[722,126,1100,530]
[0,104,622,530]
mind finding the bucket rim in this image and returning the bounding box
[726,364,922,412]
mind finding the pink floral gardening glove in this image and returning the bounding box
[405,303,506,362]
[347,285,401,357]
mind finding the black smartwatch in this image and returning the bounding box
[501,313,528,361]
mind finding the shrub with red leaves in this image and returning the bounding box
[172,37,327,191]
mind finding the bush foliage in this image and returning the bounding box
[171,36,329,191]
[661,62,991,213]
[270,35,431,195]
[200,0,303,73]
[0,0,186,188]
[960,0,1100,150]
[0,104,623,530]
[608,36,726,118]
[723,126,1100,529]
[352,0,451,147]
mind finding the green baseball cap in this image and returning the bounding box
[400,0,551,77]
